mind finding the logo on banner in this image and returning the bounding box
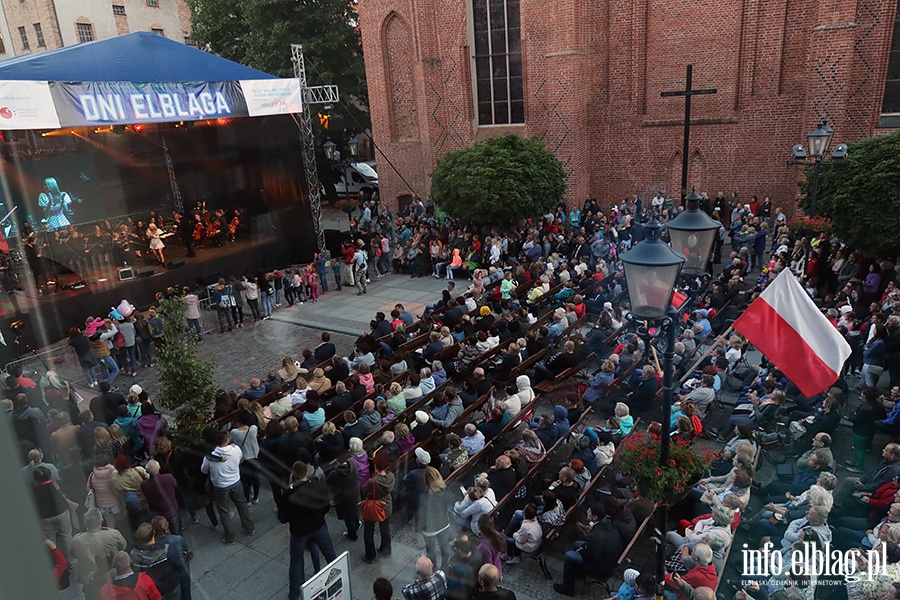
[79,91,232,122]
[0,81,61,129]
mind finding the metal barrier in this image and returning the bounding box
[198,297,218,334]
[5,345,83,385]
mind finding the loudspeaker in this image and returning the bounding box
[323,229,342,261]
[199,272,222,286]
[167,259,186,270]
[117,267,134,281]
[136,268,155,278]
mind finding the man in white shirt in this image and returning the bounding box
[201,430,255,544]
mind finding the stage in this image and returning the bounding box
[0,232,298,355]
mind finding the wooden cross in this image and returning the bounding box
[661,65,717,201]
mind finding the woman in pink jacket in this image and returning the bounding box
[87,455,122,527]
[445,249,463,282]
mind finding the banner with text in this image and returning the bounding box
[0,81,61,129]
[50,81,247,126]
[44,79,302,128]
[240,79,302,117]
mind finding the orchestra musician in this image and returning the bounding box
[20,220,48,290]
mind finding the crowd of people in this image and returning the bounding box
[10,191,900,600]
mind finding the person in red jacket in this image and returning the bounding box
[341,242,356,287]
[100,551,161,600]
[665,543,718,600]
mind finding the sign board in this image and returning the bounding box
[301,551,352,600]
[0,79,302,129]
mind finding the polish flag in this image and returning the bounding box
[733,269,850,398]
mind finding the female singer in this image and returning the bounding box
[146,223,165,265]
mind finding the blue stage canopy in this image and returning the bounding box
[0,32,277,82]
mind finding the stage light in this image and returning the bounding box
[133,124,144,132]
[216,117,231,126]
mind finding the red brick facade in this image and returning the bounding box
[358,0,899,213]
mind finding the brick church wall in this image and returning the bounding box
[359,0,899,214]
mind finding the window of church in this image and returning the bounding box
[883,1,900,114]
[472,0,523,125]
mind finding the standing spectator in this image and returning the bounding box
[32,466,73,559]
[71,508,127,600]
[355,242,369,295]
[325,456,361,541]
[242,275,261,321]
[183,289,202,341]
[374,578,393,600]
[211,278,235,333]
[136,403,167,454]
[201,430,255,545]
[99,551,162,600]
[419,466,454,571]
[474,564,516,600]
[847,388,885,472]
[69,325,99,388]
[89,455,123,528]
[363,452,395,563]
[130,522,189,600]
[402,556,446,600]
[141,460,182,535]
[279,458,337,600]
[230,412,261,506]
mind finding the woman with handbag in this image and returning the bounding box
[362,452,395,564]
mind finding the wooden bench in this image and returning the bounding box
[533,352,596,394]
[445,393,541,487]
[593,505,657,595]
[488,407,594,521]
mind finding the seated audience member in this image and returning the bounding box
[553,501,623,596]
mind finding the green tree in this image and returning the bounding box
[806,130,900,258]
[155,296,216,450]
[186,0,369,127]
[430,135,567,224]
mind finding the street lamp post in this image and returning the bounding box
[620,204,715,598]
[787,119,848,215]
[323,135,361,198]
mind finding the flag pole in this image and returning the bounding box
[678,324,734,384]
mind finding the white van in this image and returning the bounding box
[335,162,378,198]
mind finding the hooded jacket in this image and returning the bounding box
[512,376,534,417]
[278,477,332,537]
[325,460,360,520]
[553,406,570,439]
[130,541,185,597]
[358,409,382,437]
[201,444,242,488]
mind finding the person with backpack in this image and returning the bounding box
[210,278,235,333]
